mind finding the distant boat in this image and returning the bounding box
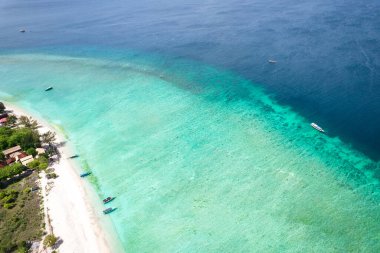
[103,197,115,204]
[68,154,79,159]
[310,122,325,133]
[268,59,277,64]
[45,86,53,91]
[19,29,26,33]
[80,172,91,177]
[103,207,115,214]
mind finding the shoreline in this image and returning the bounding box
[4,102,123,253]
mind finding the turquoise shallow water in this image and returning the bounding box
[1,51,380,252]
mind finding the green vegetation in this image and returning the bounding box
[27,156,49,171]
[17,116,38,130]
[0,190,19,209]
[16,242,28,253]
[0,173,43,253]
[0,102,5,113]
[0,127,40,152]
[46,172,58,179]
[0,163,25,181]
[43,234,58,248]
[0,113,48,182]
[0,109,56,253]
[5,115,17,126]
[8,128,40,151]
[40,131,56,146]
[26,147,37,157]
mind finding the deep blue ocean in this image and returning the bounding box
[1,0,379,160]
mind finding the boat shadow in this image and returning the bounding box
[105,207,118,214]
[52,237,64,250]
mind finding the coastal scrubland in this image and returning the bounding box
[0,172,43,253]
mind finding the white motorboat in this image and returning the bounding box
[310,122,325,133]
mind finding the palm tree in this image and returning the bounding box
[0,102,5,113]
[18,116,38,129]
[41,131,56,145]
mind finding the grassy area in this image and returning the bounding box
[0,172,44,253]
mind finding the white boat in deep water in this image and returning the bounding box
[311,122,325,133]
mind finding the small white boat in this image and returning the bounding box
[45,86,53,91]
[311,122,325,133]
[19,29,26,33]
[268,59,277,64]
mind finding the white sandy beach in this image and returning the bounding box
[4,103,119,253]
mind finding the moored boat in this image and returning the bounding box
[45,86,53,91]
[310,122,325,133]
[80,172,91,177]
[268,59,277,64]
[103,207,115,214]
[103,197,115,204]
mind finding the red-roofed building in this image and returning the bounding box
[17,152,28,160]
[6,157,15,165]
[0,117,7,124]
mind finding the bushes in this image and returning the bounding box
[43,234,58,248]
[0,190,19,209]
[3,203,16,209]
[23,188,31,194]
[38,157,49,170]
[16,242,29,253]
[46,173,58,179]
[0,163,25,181]
[27,156,48,171]
[26,147,37,157]
[26,160,39,170]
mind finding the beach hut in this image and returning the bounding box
[2,145,22,158]
[36,148,46,156]
[20,155,34,166]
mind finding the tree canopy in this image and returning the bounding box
[41,131,56,145]
[0,163,25,181]
[0,127,40,151]
[0,102,5,113]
